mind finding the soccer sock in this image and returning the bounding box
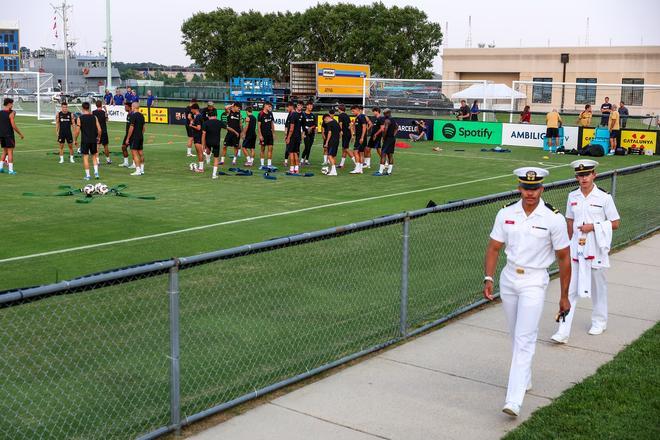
[59,155,64,161]
[388,164,393,174]
[295,165,299,173]
[366,157,371,166]
[340,157,345,166]
[0,161,4,170]
[187,147,192,155]
[8,162,13,172]
[212,166,218,176]
[379,164,385,173]
[220,156,225,163]
[93,165,98,174]
[323,154,328,163]
[289,166,294,173]
[267,159,272,166]
[351,156,356,164]
[198,161,204,170]
[85,169,90,177]
[260,158,265,166]
[140,164,144,173]
[331,165,336,174]
[132,161,136,167]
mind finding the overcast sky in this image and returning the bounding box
[9,0,660,72]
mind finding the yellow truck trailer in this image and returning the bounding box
[290,61,370,103]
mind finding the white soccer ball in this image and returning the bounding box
[189,163,198,171]
[94,183,104,194]
[83,184,95,196]
[97,184,109,195]
[321,166,329,175]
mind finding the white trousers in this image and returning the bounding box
[555,262,608,337]
[500,264,549,407]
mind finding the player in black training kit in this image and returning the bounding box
[118,101,134,168]
[202,109,224,179]
[285,101,303,174]
[76,102,102,180]
[320,108,336,166]
[337,104,353,169]
[283,101,294,165]
[56,102,75,163]
[126,102,146,175]
[221,102,242,166]
[188,103,205,172]
[375,109,398,176]
[322,113,341,176]
[257,102,276,168]
[350,105,368,174]
[301,101,316,165]
[185,98,197,157]
[241,105,257,167]
[366,107,384,167]
[92,100,111,164]
[0,98,25,175]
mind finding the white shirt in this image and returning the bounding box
[565,185,620,235]
[490,199,570,269]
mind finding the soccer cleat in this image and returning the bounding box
[219,161,224,165]
[588,325,606,335]
[349,169,362,174]
[83,176,91,181]
[118,162,128,167]
[502,402,520,417]
[550,333,569,344]
[211,175,218,180]
[0,168,4,173]
[128,164,136,169]
[372,171,384,176]
[59,158,64,164]
[328,170,337,176]
[186,152,194,157]
[194,168,204,173]
[106,159,112,164]
[130,170,142,176]
[70,157,75,163]
[94,173,100,180]
[8,170,17,175]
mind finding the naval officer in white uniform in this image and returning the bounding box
[551,159,620,343]
[483,167,572,417]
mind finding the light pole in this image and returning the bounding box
[106,0,112,91]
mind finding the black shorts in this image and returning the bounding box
[99,132,109,145]
[353,139,366,152]
[0,136,15,148]
[609,129,620,139]
[224,132,239,148]
[382,138,396,154]
[130,138,144,151]
[193,134,202,145]
[80,142,98,155]
[288,138,301,154]
[341,133,352,149]
[368,135,382,149]
[58,133,73,144]
[260,133,274,146]
[186,125,193,137]
[327,142,339,157]
[243,136,256,149]
[208,144,220,158]
[546,127,559,138]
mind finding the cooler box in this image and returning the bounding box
[543,126,564,152]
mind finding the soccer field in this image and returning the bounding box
[1,115,656,292]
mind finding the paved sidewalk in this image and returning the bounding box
[191,235,660,440]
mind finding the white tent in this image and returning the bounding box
[451,83,526,100]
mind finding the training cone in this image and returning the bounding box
[543,156,550,159]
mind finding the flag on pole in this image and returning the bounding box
[53,15,58,39]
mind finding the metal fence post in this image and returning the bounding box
[610,171,617,201]
[400,217,410,337]
[168,261,181,436]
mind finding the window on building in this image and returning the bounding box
[532,77,553,104]
[8,34,14,42]
[621,78,644,106]
[575,78,597,105]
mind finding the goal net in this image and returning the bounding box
[363,78,499,121]
[0,71,55,120]
[511,80,660,129]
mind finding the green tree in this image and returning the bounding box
[180,2,442,80]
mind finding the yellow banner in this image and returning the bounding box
[620,130,657,153]
[150,107,168,124]
[317,62,370,97]
[581,128,595,147]
[138,107,149,120]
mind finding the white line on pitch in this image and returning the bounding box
[0,164,569,264]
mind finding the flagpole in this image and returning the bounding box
[106,0,112,91]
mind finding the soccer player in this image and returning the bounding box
[221,102,242,166]
[283,101,294,165]
[56,102,76,163]
[113,88,124,106]
[125,101,146,176]
[118,101,134,168]
[0,98,24,175]
[184,98,197,157]
[202,109,224,179]
[257,102,276,168]
[366,107,384,167]
[301,101,316,165]
[103,89,113,105]
[320,108,336,165]
[350,105,368,174]
[337,104,353,169]
[323,113,341,176]
[285,101,303,174]
[375,109,398,176]
[76,102,102,180]
[189,103,205,172]
[93,100,111,164]
[241,105,257,167]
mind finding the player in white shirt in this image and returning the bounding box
[483,167,572,417]
[551,160,620,343]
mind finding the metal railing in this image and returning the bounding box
[1,162,658,439]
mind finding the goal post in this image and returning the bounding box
[0,71,55,120]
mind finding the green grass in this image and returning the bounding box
[0,116,658,439]
[505,322,660,440]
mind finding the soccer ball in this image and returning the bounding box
[83,184,95,196]
[97,184,109,195]
[321,166,329,175]
[94,183,103,194]
[189,163,198,171]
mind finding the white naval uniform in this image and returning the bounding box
[490,199,570,407]
[555,185,620,337]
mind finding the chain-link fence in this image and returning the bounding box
[1,162,658,439]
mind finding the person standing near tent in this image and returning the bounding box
[457,100,470,120]
[545,108,562,150]
[470,100,480,121]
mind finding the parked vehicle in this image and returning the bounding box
[3,88,35,102]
